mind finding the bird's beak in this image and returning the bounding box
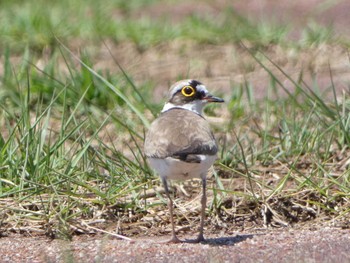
[203,94,224,103]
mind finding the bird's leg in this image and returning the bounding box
[162,178,182,243]
[196,178,207,242]
[186,178,207,243]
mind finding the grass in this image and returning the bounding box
[0,0,343,52]
[1,0,350,239]
[0,44,155,238]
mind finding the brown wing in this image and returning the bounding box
[144,108,218,160]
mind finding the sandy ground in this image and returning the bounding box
[1,228,349,263]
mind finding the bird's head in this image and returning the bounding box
[162,79,224,115]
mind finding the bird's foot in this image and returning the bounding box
[162,235,183,244]
[185,234,205,243]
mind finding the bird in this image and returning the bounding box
[144,79,224,243]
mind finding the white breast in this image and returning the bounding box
[148,155,217,181]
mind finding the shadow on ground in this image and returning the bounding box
[184,234,256,246]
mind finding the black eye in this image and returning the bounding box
[181,86,195,97]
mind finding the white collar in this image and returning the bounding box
[161,100,206,115]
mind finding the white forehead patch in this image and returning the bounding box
[196,84,209,94]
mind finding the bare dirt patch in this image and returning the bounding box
[1,228,350,263]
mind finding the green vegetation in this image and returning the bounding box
[0,0,349,239]
[0,0,342,52]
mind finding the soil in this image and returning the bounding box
[1,228,350,263]
[2,1,350,262]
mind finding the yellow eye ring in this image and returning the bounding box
[181,86,195,97]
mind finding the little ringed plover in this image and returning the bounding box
[144,79,224,243]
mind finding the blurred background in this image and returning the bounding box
[1,0,349,99]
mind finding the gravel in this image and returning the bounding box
[1,228,349,263]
